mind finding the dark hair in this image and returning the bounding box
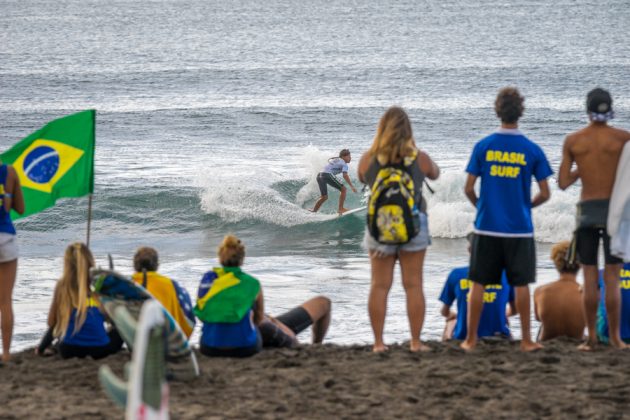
[134,247,159,272]
[339,149,351,157]
[495,87,524,124]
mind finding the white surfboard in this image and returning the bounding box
[338,206,367,217]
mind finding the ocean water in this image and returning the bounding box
[2,0,630,351]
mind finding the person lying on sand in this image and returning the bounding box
[534,241,584,341]
[194,234,331,358]
[439,234,515,341]
[558,87,630,350]
[596,262,630,345]
[259,296,331,348]
[36,243,123,359]
[131,247,195,338]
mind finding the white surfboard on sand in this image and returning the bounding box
[338,206,367,218]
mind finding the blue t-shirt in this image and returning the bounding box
[597,263,630,342]
[63,305,110,347]
[439,267,514,339]
[465,129,553,236]
[197,271,259,349]
[323,158,349,175]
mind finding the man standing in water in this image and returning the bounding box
[558,88,630,350]
[311,149,358,214]
[462,87,552,352]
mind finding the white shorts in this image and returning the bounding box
[0,233,18,263]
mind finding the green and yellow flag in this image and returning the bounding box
[0,110,95,219]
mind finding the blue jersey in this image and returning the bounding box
[597,263,630,342]
[439,267,514,339]
[197,271,259,349]
[0,165,16,235]
[62,300,110,347]
[465,129,553,236]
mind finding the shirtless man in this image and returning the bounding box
[558,88,630,350]
[534,241,584,341]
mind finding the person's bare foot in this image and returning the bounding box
[609,338,628,350]
[460,339,476,352]
[578,339,598,351]
[520,340,542,352]
[410,340,431,352]
[338,208,349,215]
[372,343,389,353]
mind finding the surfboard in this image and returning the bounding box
[338,206,367,217]
[91,269,199,380]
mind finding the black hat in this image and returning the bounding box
[587,88,612,114]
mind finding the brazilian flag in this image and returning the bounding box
[0,110,95,219]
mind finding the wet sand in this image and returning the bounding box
[1,338,629,419]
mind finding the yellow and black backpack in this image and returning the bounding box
[367,153,420,244]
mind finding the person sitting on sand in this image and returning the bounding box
[311,148,358,214]
[37,243,123,359]
[195,234,332,357]
[439,234,516,341]
[131,247,195,338]
[358,106,440,352]
[596,262,630,344]
[533,241,584,341]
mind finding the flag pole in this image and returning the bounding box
[86,194,93,247]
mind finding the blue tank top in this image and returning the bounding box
[0,165,16,235]
[200,309,259,348]
[62,302,110,347]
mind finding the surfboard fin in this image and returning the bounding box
[100,302,170,419]
[99,365,128,408]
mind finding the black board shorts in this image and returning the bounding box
[260,306,313,348]
[317,172,344,196]
[574,200,623,266]
[469,234,536,287]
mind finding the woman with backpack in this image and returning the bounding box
[358,106,440,352]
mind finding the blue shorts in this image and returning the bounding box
[363,212,431,255]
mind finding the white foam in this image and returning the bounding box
[3,94,629,113]
[425,171,579,243]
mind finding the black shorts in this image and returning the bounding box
[469,234,536,287]
[260,306,313,348]
[575,227,623,266]
[316,172,344,196]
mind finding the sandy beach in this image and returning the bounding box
[1,338,629,419]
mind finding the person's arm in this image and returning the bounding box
[253,290,264,325]
[558,137,579,190]
[342,172,357,193]
[464,174,478,207]
[357,153,371,184]
[507,301,518,317]
[531,179,550,208]
[533,289,541,322]
[418,151,440,180]
[440,304,456,321]
[6,166,24,215]
[47,288,59,328]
